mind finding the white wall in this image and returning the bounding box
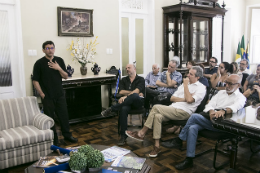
[154,0,179,68]
[20,0,120,107]
[245,0,260,73]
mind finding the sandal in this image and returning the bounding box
[125,131,144,141]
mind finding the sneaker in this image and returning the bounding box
[64,136,78,143]
[101,108,112,117]
[149,145,161,157]
[161,137,183,148]
[117,135,128,146]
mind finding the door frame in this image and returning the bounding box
[0,0,25,98]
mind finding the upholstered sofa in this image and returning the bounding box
[0,96,54,169]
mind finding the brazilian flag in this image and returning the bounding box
[235,42,241,62]
[245,41,250,69]
[240,35,245,58]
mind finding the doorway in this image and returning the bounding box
[0,1,25,99]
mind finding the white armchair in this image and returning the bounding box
[0,96,54,169]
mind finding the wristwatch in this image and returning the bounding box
[222,108,227,114]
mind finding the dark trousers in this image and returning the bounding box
[111,93,143,136]
[144,87,160,109]
[153,92,172,106]
[42,96,71,142]
[145,87,172,107]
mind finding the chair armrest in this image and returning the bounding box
[33,113,54,130]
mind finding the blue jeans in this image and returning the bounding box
[111,93,143,136]
[179,113,220,157]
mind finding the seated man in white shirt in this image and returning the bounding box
[161,74,246,170]
[125,66,206,158]
[239,59,251,75]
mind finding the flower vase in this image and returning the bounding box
[80,65,87,75]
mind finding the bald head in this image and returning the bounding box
[225,74,241,94]
[152,64,160,75]
[229,74,241,84]
[126,64,136,77]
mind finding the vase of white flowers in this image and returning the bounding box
[68,37,98,75]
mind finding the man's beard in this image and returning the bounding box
[226,87,236,94]
[240,67,245,71]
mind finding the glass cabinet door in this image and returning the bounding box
[178,18,188,64]
[192,17,209,63]
[168,18,174,62]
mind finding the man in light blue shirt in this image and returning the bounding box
[145,60,182,108]
[144,64,161,109]
[145,64,161,87]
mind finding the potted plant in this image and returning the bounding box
[69,152,87,173]
[78,144,94,154]
[86,149,105,173]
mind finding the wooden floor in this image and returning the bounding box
[6,115,260,173]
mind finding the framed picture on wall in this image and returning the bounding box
[57,7,93,37]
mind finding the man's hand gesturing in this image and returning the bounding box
[48,60,61,71]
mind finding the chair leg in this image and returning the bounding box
[195,139,231,170]
[141,113,145,127]
[229,138,238,169]
[118,111,120,135]
[213,140,230,170]
[138,114,142,125]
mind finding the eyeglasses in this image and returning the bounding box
[168,64,176,69]
[45,47,55,50]
[224,81,239,86]
[209,61,216,63]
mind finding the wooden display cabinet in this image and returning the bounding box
[162,0,227,69]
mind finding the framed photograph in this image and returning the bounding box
[57,7,93,37]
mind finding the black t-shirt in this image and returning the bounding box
[32,56,67,99]
[119,75,145,93]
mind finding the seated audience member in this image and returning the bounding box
[208,62,233,100]
[150,60,182,106]
[231,62,243,80]
[184,62,208,87]
[171,56,181,67]
[239,59,251,75]
[204,57,218,79]
[144,64,161,109]
[243,64,260,106]
[197,64,209,87]
[184,60,196,77]
[101,64,145,145]
[161,74,246,170]
[125,66,206,157]
[167,63,209,135]
[145,64,161,88]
